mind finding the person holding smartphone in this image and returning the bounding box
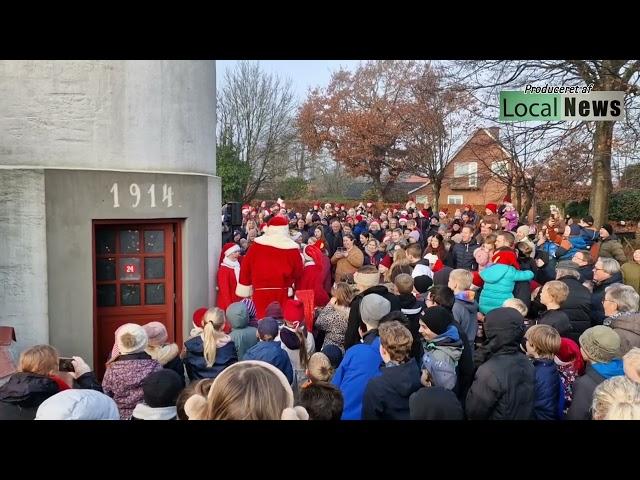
[331,234,364,283]
[0,345,102,420]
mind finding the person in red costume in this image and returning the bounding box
[298,244,330,308]
[235,216,304,319]
[217,243,242,312]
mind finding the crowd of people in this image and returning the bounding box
[2,196,640,420]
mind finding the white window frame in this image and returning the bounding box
[447,195,463,205]
[454,162,478,188]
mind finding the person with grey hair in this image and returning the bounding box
[591,257,623,326]
[602,284,640,355]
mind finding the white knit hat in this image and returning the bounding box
[116,323,148,355]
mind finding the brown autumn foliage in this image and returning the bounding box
[298,61,472,202]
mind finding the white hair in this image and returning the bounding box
[591,376,640,420]
[598,257,621,275]
[605,284,640,313]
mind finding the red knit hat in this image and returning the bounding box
[557,337,585,376]
[355,214,363,223]
[219,242,241,265]
[283,299,305,326]
[492,249,520,269]
[485,203,498,214]
[503,195,512,203]
[268,216,289,227]
[192,307,208,329]
[242,204,251,214]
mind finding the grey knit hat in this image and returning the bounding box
[360,294,391,328]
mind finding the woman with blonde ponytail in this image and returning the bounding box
[183,307,238,381]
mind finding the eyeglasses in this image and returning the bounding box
[593,267,605,272]
[602,298,615,304]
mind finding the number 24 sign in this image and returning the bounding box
[110,183,173,208]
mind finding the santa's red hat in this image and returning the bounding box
[503,195,512,203]
[355,214,363,223]
[242,204,251,215]
[266,215,290,236]
[219,242,241,265]
[485,203,498,214]
[492,249,520,269]
[420,209,429,218]
[399,216,408,224]
[313,203,319,210]
[192,307,208,329]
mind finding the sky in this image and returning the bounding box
[216,60,362,102]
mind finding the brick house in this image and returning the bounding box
[408,127,510,208]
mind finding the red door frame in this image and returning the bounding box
[91,219,184,374]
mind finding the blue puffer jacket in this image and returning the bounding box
[242,340,294,384]
[183,336,238,381]
[557,236,588,261]
[532,358,563,420]
[579,227,599,248]
[333,341,382,420]
[479,264,534,314]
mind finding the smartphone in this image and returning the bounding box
[58,357,75,372]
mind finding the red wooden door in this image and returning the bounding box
[93,222,176,379]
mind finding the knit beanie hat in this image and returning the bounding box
[284,299,305,326]
[321,344,343,369]
[413,275,433,294]
[360,294,391,327]
[258,317,280,339]
[485,203,498,214]
[579,326,620,364]
[420,306,453,335]
[116,323,148,355]
[142,322,168,347]
[264,301,283,320]
[142,370,184,408]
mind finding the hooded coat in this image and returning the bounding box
[0,373,61,420]
[466,308,535,420]
[227,303,258,360]
[421,324,464,391]
[479,264,534,314]
[598,235,627,264]
[36,389,120,420]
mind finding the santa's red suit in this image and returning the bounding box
[216,243,242,312]
[298,244,330,308]
[235,216,304,319]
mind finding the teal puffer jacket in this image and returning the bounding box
[479,264,534,314]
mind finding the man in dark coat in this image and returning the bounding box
[591,258,624,326]
[466,307,535,420]
[324,219,344,258]
[450,226,479,271]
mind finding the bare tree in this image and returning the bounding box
[217,61,297,201]
[455,60,640,226]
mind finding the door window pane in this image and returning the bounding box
[120,230,140,254]
[119,257,141,281]
[145,257,165,279]
[144,230,164,253]
[96,258,116,281]
[97,284,116,307]
[96,230,116,255]
[121,284,141,306]
[145,283,165,305]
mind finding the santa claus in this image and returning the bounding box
[235,216,304,319]
[216,243,242,312]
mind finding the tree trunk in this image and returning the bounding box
[371,176,384,201]
[431,179,442,213]
[522,191,534,223]
[589,121,615,227]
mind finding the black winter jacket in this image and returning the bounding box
[398,293,425,360]
[450,240,479,271]
[591,272,624,326]
[344,286,400,351]
[466,308,535,420]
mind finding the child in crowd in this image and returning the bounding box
[524,324,563,420]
